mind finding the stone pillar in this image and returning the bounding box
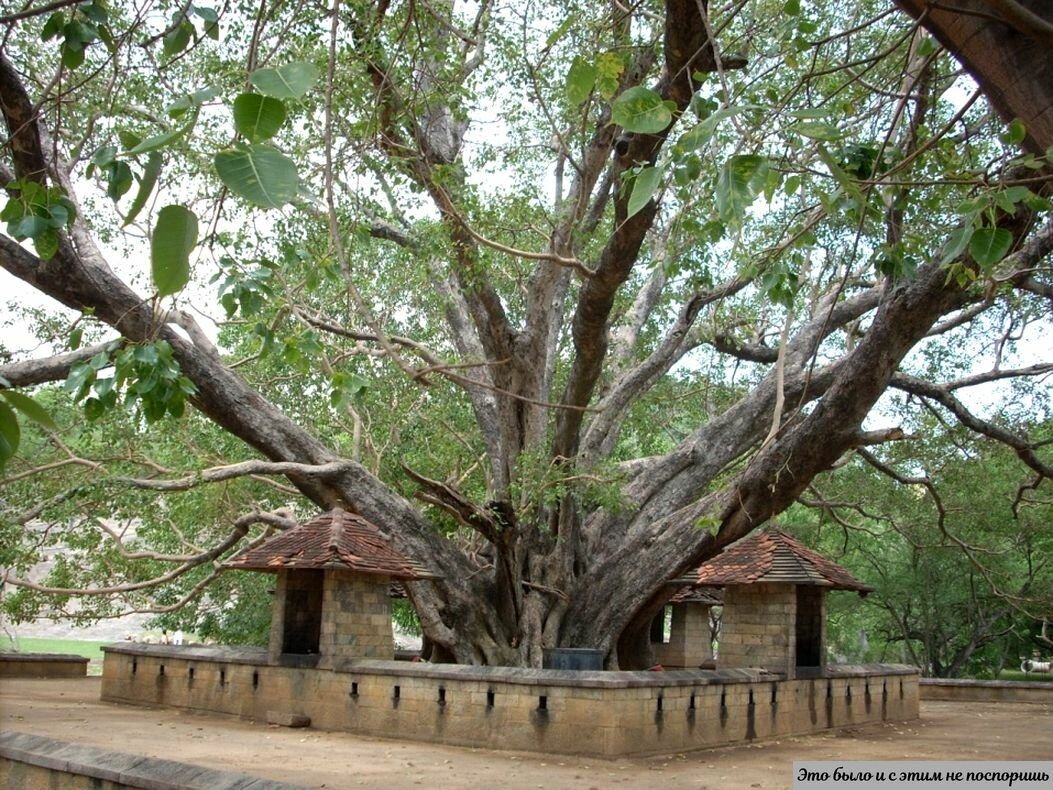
[717,583,797,678]
[653,603,714,668]
[318,570,395,668]
[268,570,288,665]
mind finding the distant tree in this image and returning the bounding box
[789,418,1053,677]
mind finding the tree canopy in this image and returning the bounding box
[1,0,1051,668]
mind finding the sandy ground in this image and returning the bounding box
[2,678,1052,789]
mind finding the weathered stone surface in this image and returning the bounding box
[100,644,920,758]
[266,711,311,727]
[0,731,302,789]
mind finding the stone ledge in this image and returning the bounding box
[0,731,302,789]
[0,652,90,678]
[0,652,90,663]
[920,678,1053,704]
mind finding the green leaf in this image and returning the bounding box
[233,93,287,142]
[249,62,318,99]
[117,129,142,150]
[627,165,663,219]
[545,14,575,47]
[81,2,108,24]
[594,51,624,100]
[167,86,220,118]
[106,160,133,199]
[611,86,674,134]
[1002,118,1026,147]
[61,41,86,69]
[41,12,65,41]
[126,127,184,155]
[565,56,596,106]
[122,151,163,226]
[151,204,198,296]
[0,390,58,430]
[69,326,83,350]
[679,105,754,149]
[214,144,299,208]
[793,120,843,141]
[0,401,19,468]
[715,154,770,222]
[33,229,59,260]
[64,361,97,399]
[939,225,973,266]
[163,20,193,59]
[783,0,801,15]
[968,227,1012,268]
[9,214,49,239]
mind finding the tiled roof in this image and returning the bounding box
[225,508,440,581]
[693,528,872,593]
[669,585,723,605]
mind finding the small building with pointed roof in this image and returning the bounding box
[226,507,438,668]
[690,527,872,679]
[650,585,722,669]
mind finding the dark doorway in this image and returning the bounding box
[282,570,324,654]
[649,606,671,644]
[795,586,823,669]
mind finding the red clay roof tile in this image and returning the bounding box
[693,528,872,593]
[225,508,439,581]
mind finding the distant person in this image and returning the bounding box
[173,630,184,646]
[160,629,170,645]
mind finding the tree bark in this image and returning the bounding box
[893,0,1053,156]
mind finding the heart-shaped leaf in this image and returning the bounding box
[969,226,1012,268]
[715,154,770,222]
[214,144,299,208]
[627,165,663,219]
[249,62,319,99]
[565,56,596,106]
[151,204,198,296]
[233,93,287,142]
[611,86,675,134]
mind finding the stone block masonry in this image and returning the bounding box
[719,583,809,677]
[0,653,89,678]
[101,644,919,759]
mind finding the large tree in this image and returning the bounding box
[1,0,1051,666]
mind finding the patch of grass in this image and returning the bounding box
[1,636,113,676]
[1,636,108,662]
[997,669,1053,683]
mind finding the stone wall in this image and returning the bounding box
[0,653,88,678]
[920,679,1053,704]
[718,583,798,676]
[653,603,713,668]
[319,571,394,666]
[101,644,919,758]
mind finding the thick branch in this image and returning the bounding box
[891,372,1053,479]
[0,341,118,387]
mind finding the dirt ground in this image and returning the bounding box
[2,678,1052,789]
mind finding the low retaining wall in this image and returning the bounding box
[0,652,89,678]
[101,645,918,758]
[920,678,1053,704]
[0,731,299,789]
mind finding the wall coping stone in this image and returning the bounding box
[101,643,916,688]
[0,652,90,664]
[920,678,1053,691]
[0,731,302,789]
